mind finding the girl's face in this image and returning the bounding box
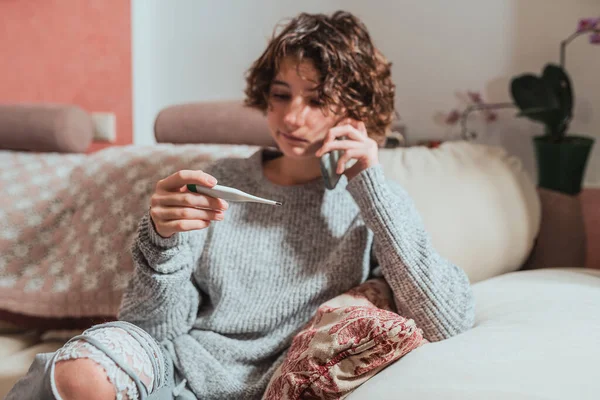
[266,57,341,159]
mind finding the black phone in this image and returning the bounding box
[319,147,343,190]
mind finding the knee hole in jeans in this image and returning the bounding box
[53,326,158,400]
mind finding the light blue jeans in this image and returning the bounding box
[4,321,196,400]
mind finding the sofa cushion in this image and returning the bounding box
[0,104,93,153]
[379,141,541,283]
[154,100,276,147]
[263,279,426,400]
[346,268,600,400]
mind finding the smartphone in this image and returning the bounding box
[320,147,343,190]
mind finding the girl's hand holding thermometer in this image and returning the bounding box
[149,170,230,239]
[150,170,282,239]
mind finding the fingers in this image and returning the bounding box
[150,206,225,223]
[335,149,359,174]
[336,118,367,135]
[152,192,229,211]
[157,170,217,192]
[150,169,225,237]
[354,120,367,134]
[157,219,212,236]
[315,120,368,158]
[316,140,361,158]
[150,204,225,238]
[328,124,364,141]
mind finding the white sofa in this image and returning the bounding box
[347,143,600,400]
[349,267,600,400]
[1,103,599,399]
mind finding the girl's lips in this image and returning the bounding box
[279,131,308,142]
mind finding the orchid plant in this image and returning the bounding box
[445,17,599,142]
[511,16,600,142]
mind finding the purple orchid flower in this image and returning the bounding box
[467,91,483,104]
[485,111,498,123]
[590,32,600,44]
[445,109,461,125]
[577,17,600,32]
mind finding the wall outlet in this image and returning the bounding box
[91,112,117,142]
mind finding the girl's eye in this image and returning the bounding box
[269,92,322,107]
[270,93,290,101]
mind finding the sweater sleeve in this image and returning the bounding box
[346,164,475,342]
[117,211,207,342]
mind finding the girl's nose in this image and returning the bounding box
[283,100,308,128]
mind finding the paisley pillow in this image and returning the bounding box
[262,279,427,400]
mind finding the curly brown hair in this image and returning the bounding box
[244,11,395,145]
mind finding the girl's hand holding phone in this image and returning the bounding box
[149,170,229,238]
[315,118,380,182]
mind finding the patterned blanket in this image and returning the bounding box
[0,144,257,318]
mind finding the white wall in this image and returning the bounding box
[132,0,600,185]
[132,0,344,144]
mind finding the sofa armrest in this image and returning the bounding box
[522,188,586,270]
[0,104,93,153]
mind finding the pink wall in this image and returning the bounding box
[0,1,132,152]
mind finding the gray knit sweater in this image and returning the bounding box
[118,147,475,399]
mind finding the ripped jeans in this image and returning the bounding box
[5,321,195,400]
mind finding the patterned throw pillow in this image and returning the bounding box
[262,279,427,400]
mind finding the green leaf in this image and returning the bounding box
[510,74,559,111]
[510,72,568,133]
[516,107,559,117]
[542,64,573,120]
[515,107,568,138]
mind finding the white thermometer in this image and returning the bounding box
[186,184,282,206]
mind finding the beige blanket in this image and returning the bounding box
[0,144,256,318]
